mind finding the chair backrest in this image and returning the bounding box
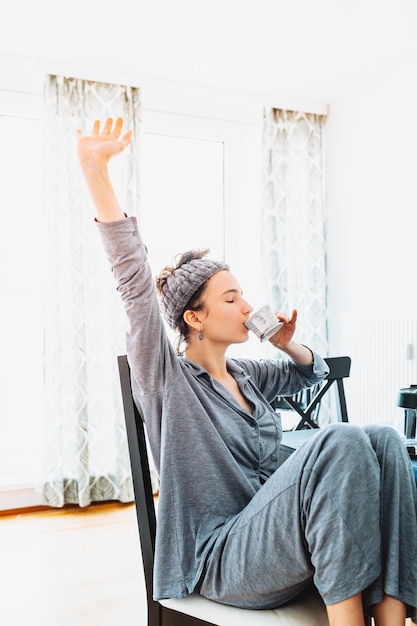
[117,355,161,626]
[271,356,351,430]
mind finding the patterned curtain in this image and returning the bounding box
[42,75,141,507]
[261,108,328,356]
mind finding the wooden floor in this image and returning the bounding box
[0,502,146,626]
[0,502,413,626]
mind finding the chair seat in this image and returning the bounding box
[160,585,328,626]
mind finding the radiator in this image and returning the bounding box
[340,316,417,426]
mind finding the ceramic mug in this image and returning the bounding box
[245,304,284,342]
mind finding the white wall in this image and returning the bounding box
[324,56,417,424]
[325,56,417,354]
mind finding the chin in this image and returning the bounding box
[227,330,250,345]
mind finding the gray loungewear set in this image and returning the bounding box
[97,216,417,613]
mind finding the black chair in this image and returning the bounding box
[271,356,351,430]
[117,354,330,626]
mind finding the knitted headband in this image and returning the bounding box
[159,257,229,330]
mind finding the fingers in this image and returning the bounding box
[90,117,126,137]
[276,311,289,323]
[100,117,125,137]
[101,118,113,135]
[92,119,101,135]
[120,129,133,149]
[77,117,131,152]
[275,308,297,324]
[112,117,124,139]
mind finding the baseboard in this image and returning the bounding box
[0,484,44,514]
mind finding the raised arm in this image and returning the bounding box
[76,116,178,423]
[77,117,132,222]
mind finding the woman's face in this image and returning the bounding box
[198,270,253,345]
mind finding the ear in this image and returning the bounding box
[183,309,202,331]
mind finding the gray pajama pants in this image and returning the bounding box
[199,423,417,613]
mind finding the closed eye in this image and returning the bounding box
[222,288,241,304]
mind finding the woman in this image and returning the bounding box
[77,117,417,626]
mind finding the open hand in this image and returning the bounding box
[77,117,132,170]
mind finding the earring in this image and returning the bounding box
[198,328,204,340]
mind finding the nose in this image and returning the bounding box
[242,299,253,315]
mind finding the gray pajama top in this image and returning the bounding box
[97,216,329,601]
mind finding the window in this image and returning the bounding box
[0,105,45,487]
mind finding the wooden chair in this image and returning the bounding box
[271,356,351,430]
[117,354,330,626]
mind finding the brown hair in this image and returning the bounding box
[155,249,211,354]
